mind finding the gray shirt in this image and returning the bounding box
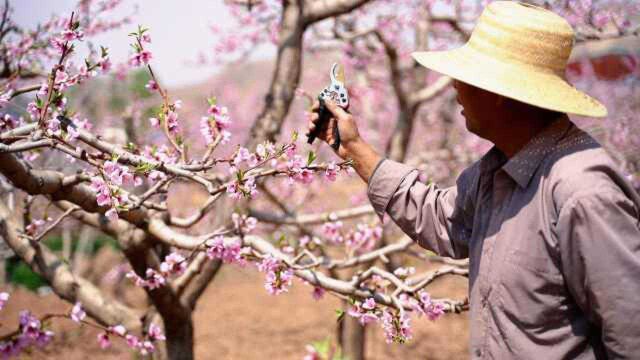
[367,116,640,359]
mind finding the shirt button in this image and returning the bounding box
[475,348,482,357]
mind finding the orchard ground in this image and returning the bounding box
[1,251,468,360]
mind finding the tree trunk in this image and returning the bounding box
[339,305,366,360]
[163,317,195,360]
[246,0,304,149]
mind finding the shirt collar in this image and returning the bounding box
[501,115,572,188]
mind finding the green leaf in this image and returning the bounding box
[335,309,345,323]
[311,338,330,357]
[207,96,217,106]
[134,162,157,175]
[291,131,298,142]
[306,151,316,166]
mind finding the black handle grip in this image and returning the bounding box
[306,97,340,150]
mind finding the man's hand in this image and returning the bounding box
[305,99,382,184]
[306,99,361,160]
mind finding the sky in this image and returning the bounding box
[13,0,275,87]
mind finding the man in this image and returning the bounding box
[306,1,640,359]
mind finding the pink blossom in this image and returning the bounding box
[232,213,257,233]
[393,267,415,278]
[311,287,325,300]
[25,219,46,236]
[111,324,126,336]
[264,268,293,295]
[285,142,297,157]
[205,236,226,260]
[257,254,280,273]
[148,323,165,341]
[143,269,166,289]
[26,102,39,120]
[0,90,12,109]
[226,176,258,199]
[70,302,86,322]
[200,117,215,144]
[324,161,338,181]
[362,298,376,310]
[0,114,17,132]
[137,340,155,355]
[104,160,135,186]
[145,80,159,91]
[159,252,186,276]
[226,182,242,200]
[141,33,152,43]
[205,236,247,265]
[90,178,112,207]
[348,298,378,325]
[149,117,160,127]
[303,345,321,360]
[99,57,112,72]
[105,207,118,221]
[46,117,61,136]
[97,332,111,349]
[140,50,152,64]
[126,334,139,348]
[166,111,180,134]
[233,147,251,166]
[321,221,343,243]
[61,29,83,42]
[380,310,412,344]
[0,292,9,310]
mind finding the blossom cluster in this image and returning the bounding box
[97,322,165,356]
[205,236,250,265]
[200,100,233,145]
[257,254,294,295]
[321,221,382,251]
[125,252,186,290]
[128,26,152,67]
[400,291,445,321]
[0,311,54,357]
[24,217,51,237]
[346,290,444,344]
[347,297,413,343]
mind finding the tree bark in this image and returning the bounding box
[246,0,305,149]
[338,307,366,360]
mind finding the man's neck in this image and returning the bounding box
[491,111,560,158]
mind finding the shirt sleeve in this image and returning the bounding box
[367,159,472,259]
[557,189,640,358]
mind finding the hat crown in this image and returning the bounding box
[467,1,575,76]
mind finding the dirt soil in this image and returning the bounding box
[0,257,469,360]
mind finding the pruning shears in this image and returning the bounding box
[306,62,349,151]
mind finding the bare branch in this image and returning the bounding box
[303,0,372,24]
[408,76,453,106]
[0,201,141,331]
[250,204,374,225]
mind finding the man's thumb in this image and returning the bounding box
[324,100,347,119]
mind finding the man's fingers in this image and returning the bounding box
[327,117,337,144]
[310,100,320,112]
[324,100,348,119]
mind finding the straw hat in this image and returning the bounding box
[412,1,607,117]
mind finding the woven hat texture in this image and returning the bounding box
[412,1,607,117]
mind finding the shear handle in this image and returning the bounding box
[306,96,341,151]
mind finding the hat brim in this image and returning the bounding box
[412,46,607,118]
